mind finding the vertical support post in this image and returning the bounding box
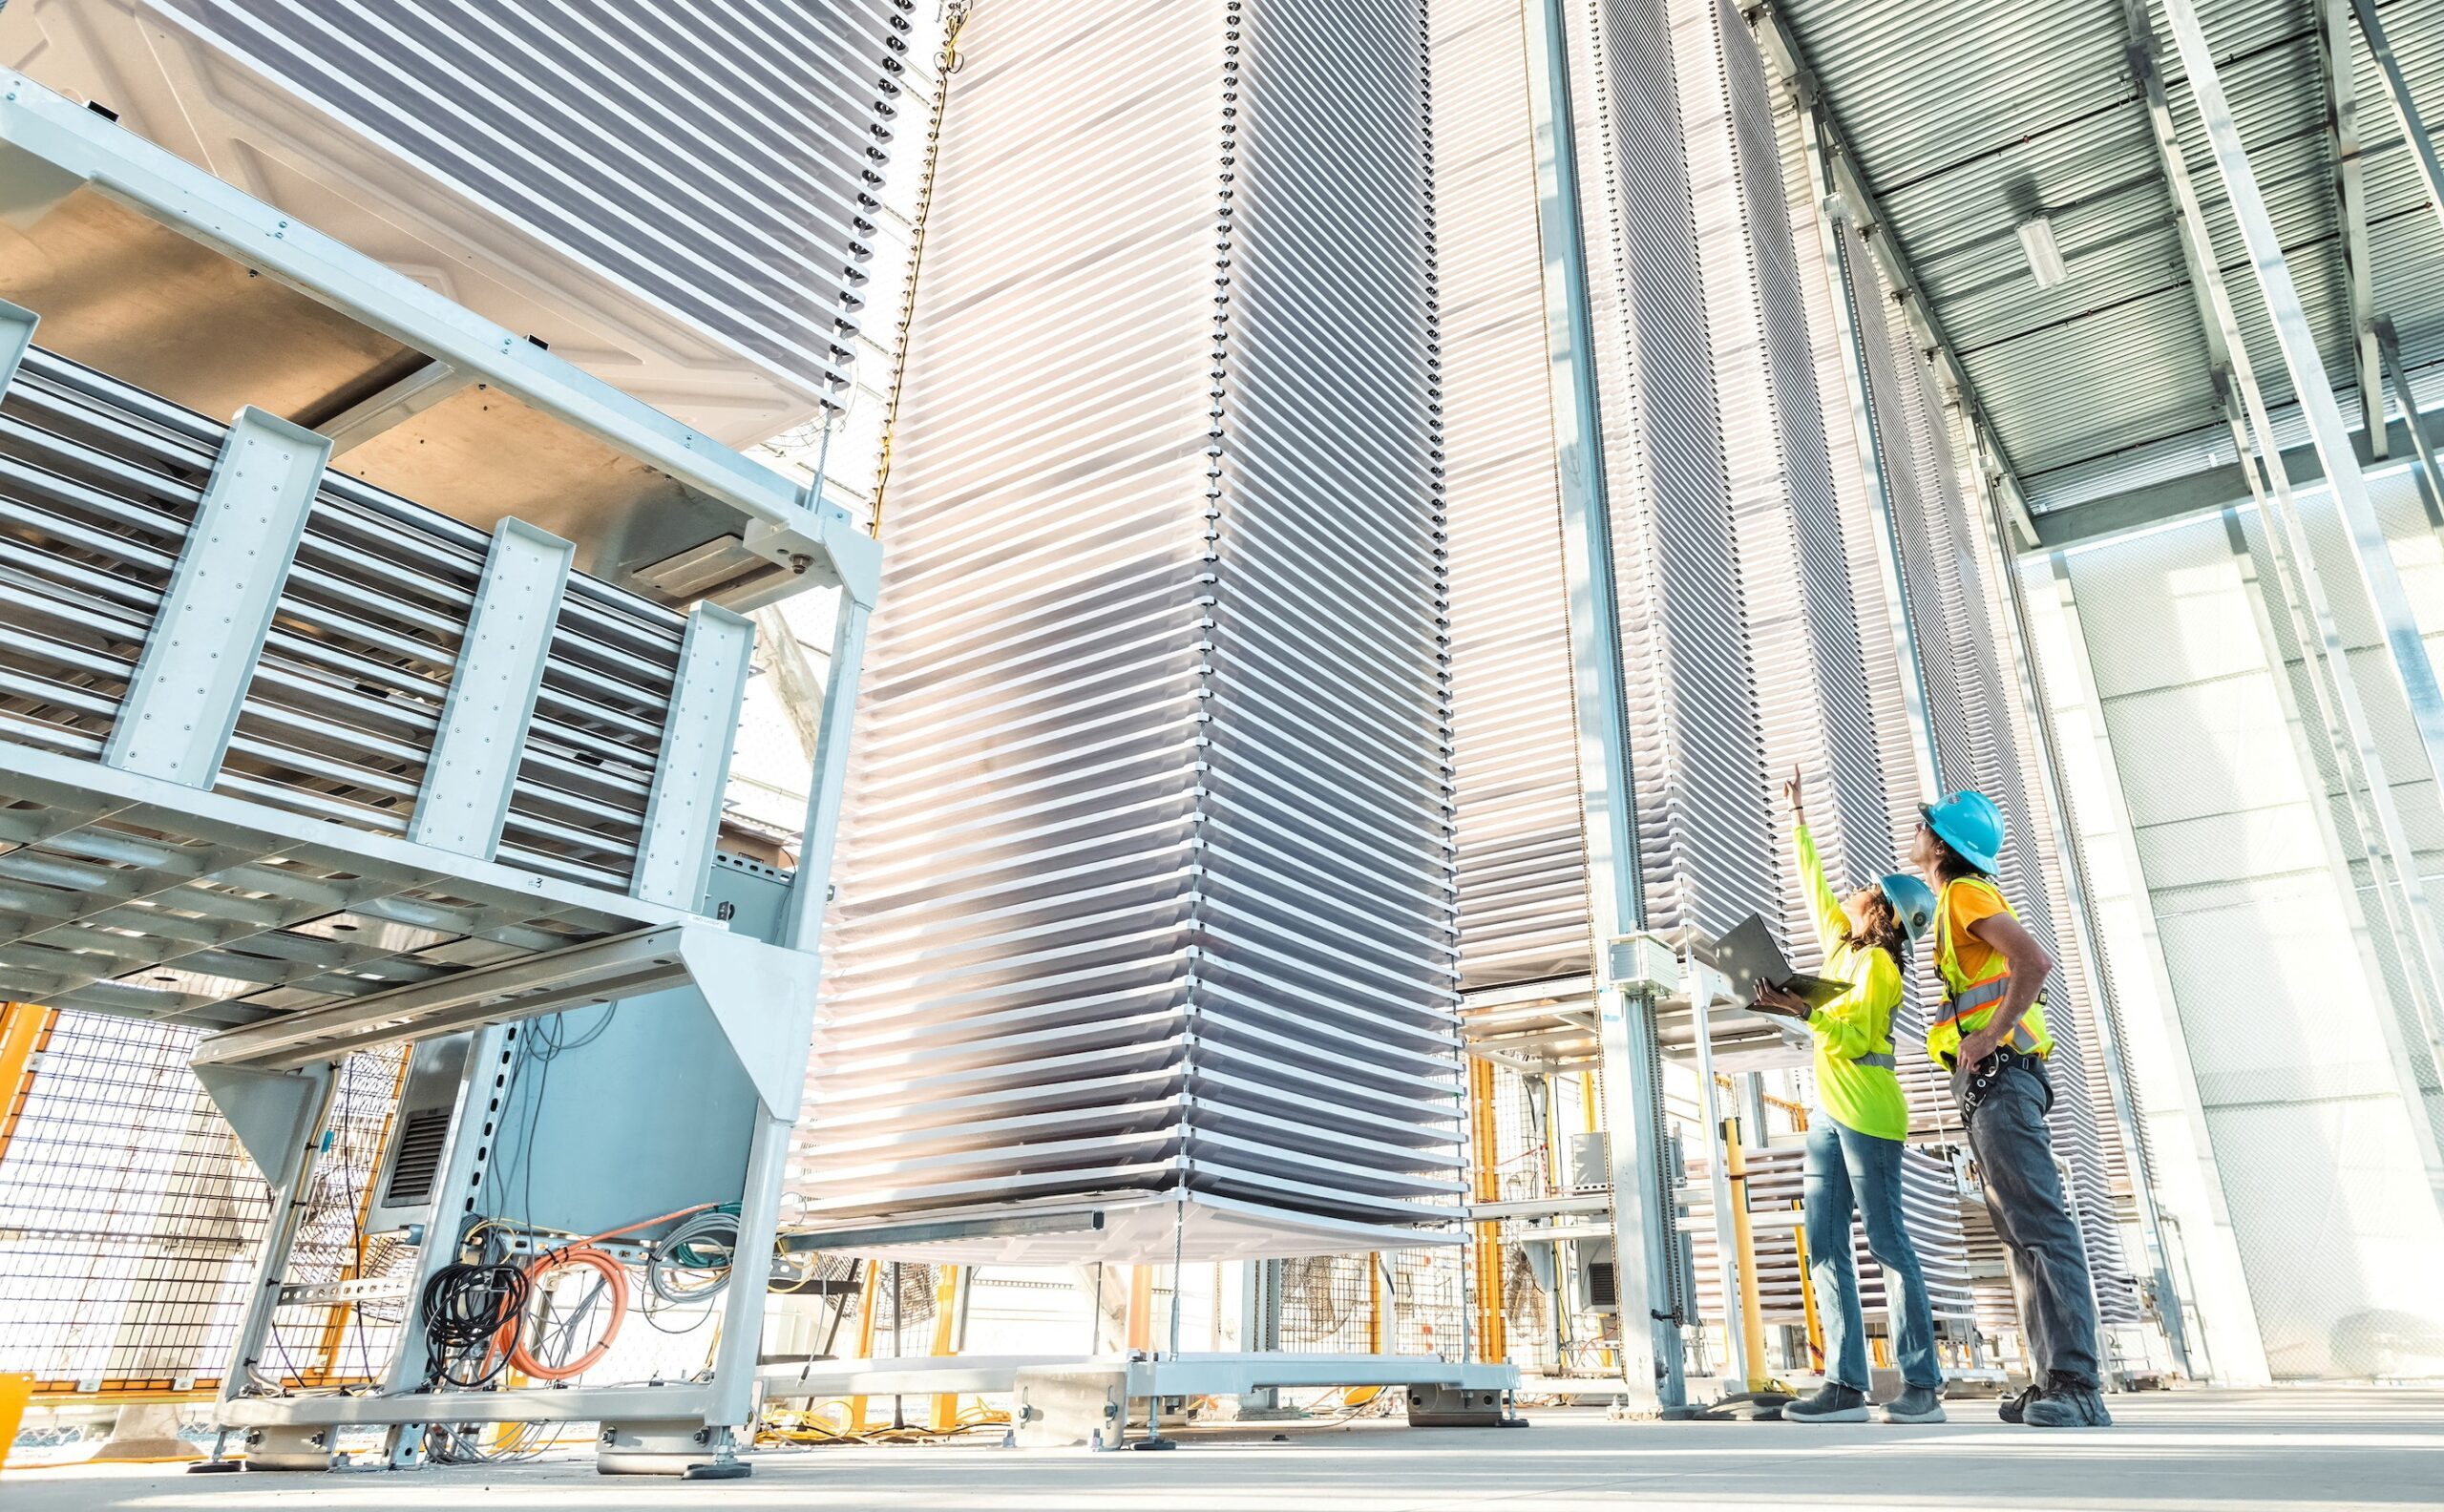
[1467,1055,1507,1362]
[1521,0,1679,1412]
[1722,1120,1768,1393]
[927,1266,963,1431]
[848,1260,883,1431]
[102,408,328,788]
[2352,0,2444,247]
[631,603,756,910]
[1687,968,1746,1390]
[209,1064,337,1409]
[373,1027,508,1396]
[0,298,36,393]
[408,518,573,858]
[2163,0,2444,1141]
[784,598,872,952]
[705,1106,795,1428]
[0,1003,55,1168]
[1794,107,1942,800]
[2318,0,2384,455]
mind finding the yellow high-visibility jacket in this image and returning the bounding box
[1792,824,1908,1142]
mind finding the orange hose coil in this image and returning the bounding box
[497,1246,628,1381]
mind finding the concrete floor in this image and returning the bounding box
[5,1389,2439,1511]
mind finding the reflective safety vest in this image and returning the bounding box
[1927,877,2054,1065]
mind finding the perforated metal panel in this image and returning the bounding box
[793,0,1461,1263]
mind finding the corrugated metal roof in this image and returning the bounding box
[1774,0,2444,516]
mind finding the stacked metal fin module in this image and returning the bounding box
[1564,0,1776,940]
[1670,0,1889,959]
[1839,231,2137,1322]
[1436,0,1592,995]
[796,0,1461,1264]
[132,0,912,405]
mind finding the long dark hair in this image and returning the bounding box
[1926,830,1993,888]
[1846,890,1909,967]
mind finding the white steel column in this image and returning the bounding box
[630,603,756,909]
[100,408,328,788]
[2379,320,2444,530]
[1522,0,1681,1412]
[0,298,33,388]
[783,597,870,953]
[408,518,573,858]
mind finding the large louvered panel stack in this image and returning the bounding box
[141,0,910,404]
[1670,0,1887,961]
[1435,0,1591,995]
[1565,0,1776,940]
[793,0,1462,1264]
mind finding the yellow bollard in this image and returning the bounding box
[0,1373,31,1475]
[1722,1119,1770,1393]
[1791,1203,1824,1374]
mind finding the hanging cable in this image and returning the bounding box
[420,1262,530,1389]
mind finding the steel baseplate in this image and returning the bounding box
[597,1420,750,1479]
[1402,1385,1526,1428]
[241,1424,334,1472]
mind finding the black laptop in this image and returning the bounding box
[1714,914,1849,1011]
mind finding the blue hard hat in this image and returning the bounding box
[1922,789,2005,873]
[1878,872,1940,943]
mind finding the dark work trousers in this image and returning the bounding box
[1952,1055,2100,1384]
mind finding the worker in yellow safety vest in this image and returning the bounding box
[1751,769,1947,1425]
[1914,789,2110,1429]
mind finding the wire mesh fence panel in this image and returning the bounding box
[0,1010,265,1390]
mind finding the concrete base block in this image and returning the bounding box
[91,1403,200,1462]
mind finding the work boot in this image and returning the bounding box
[1997,1382,2042,1424]
[2022,1372,2113,1428]
[1780,1382,1869,1423]
[1881,1385,1948,1424]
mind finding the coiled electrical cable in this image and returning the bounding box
[420,1262,530,1389]
[646,1207,742,1306]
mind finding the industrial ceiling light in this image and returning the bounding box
[2017,215,2069,287]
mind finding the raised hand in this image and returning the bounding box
[1782,765,1806,821]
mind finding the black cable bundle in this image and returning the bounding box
[420,1261,530,1389]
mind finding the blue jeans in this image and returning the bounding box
[1803,1121,1943,1390]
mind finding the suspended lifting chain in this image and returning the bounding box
[869,0,974,536]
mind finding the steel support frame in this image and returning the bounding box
[0,74,878,603]
[2160,0,2444,1191]
[630,604,757,910]
[1522,0,1681,1413]
[2379,320,2444,529]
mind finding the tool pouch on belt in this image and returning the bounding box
[1947,1047,2051,1124]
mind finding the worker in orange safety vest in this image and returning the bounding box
[1914,789,2110,1429]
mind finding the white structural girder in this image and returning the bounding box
[408,517,574,857]
[313,358,473,455]
[783,598,865,951]
[99,406,328,788]
[630,603,756,910]
[1522,0,1678,1413]
[191,1060,332,1192]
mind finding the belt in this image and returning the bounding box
[1853,1052,1896,1069]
